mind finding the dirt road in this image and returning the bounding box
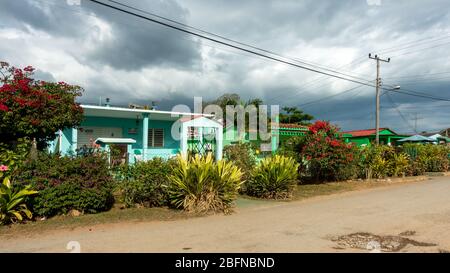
[2,177,450,253]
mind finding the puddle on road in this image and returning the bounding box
[331,232,437,252]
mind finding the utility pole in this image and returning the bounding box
[369,53,390,144]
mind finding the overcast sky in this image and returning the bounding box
[1,0,450,133]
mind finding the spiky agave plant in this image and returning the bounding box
[0,177,38,224]
[246,155,299,199]
[168,153,243,214]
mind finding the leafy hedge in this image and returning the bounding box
[15,153,115,217]
[115,158,175,208]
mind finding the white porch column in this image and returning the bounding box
[180,122,189,159]
[215,126,223,160]
[197,127,203,152]
[142,113,149,160]
[71,128,78,154]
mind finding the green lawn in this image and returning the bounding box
[292,180,395,201]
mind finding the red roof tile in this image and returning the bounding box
[343,128,390,137]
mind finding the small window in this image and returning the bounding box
[148,128,164,148]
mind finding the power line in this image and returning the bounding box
[298,84,368,108]
[384,70,450,79]
[87,0,384,90]
[389,40,450,58]
[105,0,372,83]
[384,92,417,133]
[56,1,450,104]
[376,34,450,55]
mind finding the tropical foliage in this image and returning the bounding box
[301,121,359,182]
[116,158,175,208]
[168,154,243,214]
[0,138,30,179]
[279,106,314,125]
[402,143,449,174]
[223,143,257,182]
[15,152,114,217]
[0,177,38,224]
[246,155,299,199]
[0,62,83,149]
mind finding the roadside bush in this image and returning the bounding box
[246,155,299,199]
[168,153,243,214]
[301,121,359,182]
[115,158,174,208]
[402,144,449,174]
[15,152,115,217]
[223,143,256,181]
[388,152,410,177]
[359,145,411,179]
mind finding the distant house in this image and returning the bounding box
[439,128,450,137]
[49,104,223,164]
[421,131,450,145]
[342,128,409,146]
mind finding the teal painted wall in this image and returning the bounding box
[57,116,180,157]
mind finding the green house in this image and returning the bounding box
[342,128,409,147]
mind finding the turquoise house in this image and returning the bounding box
[49,104,223,164]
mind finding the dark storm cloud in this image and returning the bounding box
[79,0,202,70]
[0,0,201,70]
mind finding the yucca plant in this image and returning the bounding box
[168,153,243,214]
[0,177,38,224]
[246,155,299,199]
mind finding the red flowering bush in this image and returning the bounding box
[0,62,83,148]
[302,121,359,182]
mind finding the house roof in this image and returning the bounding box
[81,104,214,121]
[398,135,434,142]
[180,116,223,129]
[342,128,395,137]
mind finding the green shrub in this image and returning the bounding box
[223,143,256,181]
[360,145,397,179]
[15,152,115,217]
[402,143,449,174]
[115,158,174,208]
[246,155,299,199]
[0,177,38,225]
[168,153,243,214]
[0,138,30,179]
[301,121,359,182]
[277,136,305,164]
[388,153,410,177]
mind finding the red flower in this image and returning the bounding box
[330,140,340,147]
[0,104,8,112]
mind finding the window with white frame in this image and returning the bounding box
[148,128,164,148]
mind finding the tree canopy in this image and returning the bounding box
[279,106,314,125]
[0,62,84,148]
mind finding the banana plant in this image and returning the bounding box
[0,177,38,224]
